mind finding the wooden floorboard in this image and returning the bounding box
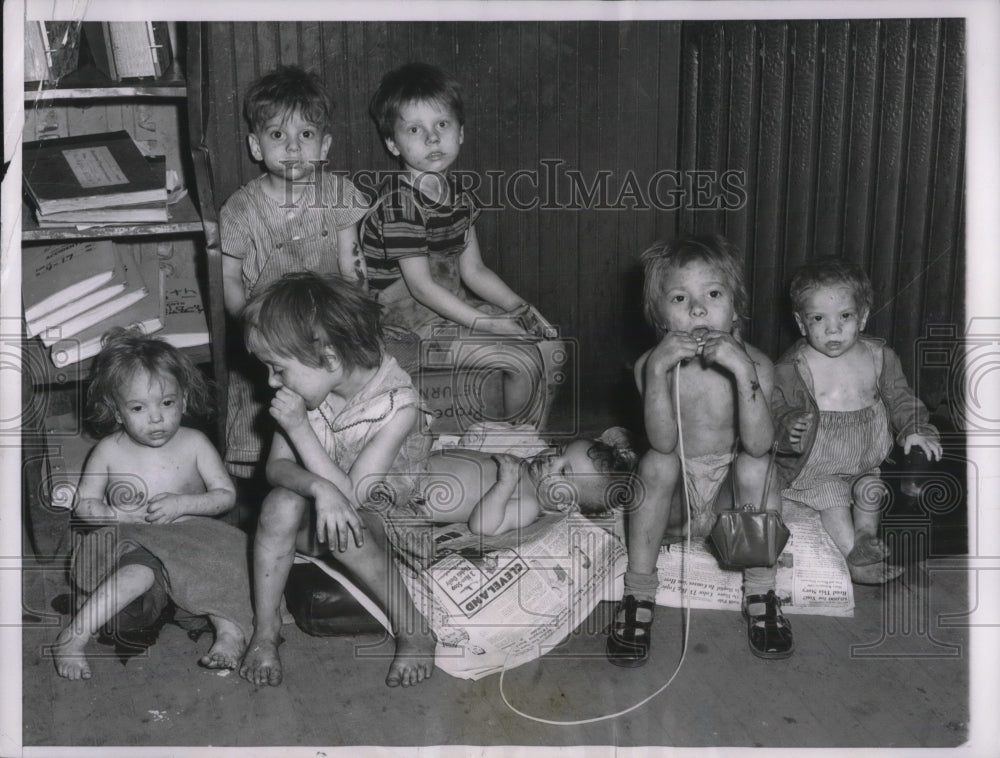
[21,558,971,749]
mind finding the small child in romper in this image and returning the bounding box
[220,65,369,479]
[606,234,791,665]
[50,328,252,680]
[772,259,942,584]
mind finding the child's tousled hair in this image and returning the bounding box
[789,258,874,316]
[243,271,383,371]
[86,327,213,438]
[244,65,333,135]
[639,233,749,332]
[578,427,640,516]
[369,62,465,143]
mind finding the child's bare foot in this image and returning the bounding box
[848,535,890,566]
[385,631,436,687]
[199,618,245,670]
[51,627,92,681]
[239,631,284,686]
[849,560,905,585]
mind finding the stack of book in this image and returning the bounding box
[23,240,209,369]
[22,130,174,228]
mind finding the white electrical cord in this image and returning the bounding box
[499,359,696,725]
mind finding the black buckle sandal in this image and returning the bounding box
[742,590,794,660]
[606,595,654,667]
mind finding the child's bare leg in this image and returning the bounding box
[341,509,436,687]
[734,452,781,598]
[200,616,246,670]
[820,504,902,584]
[851,474,891,561]
[607,448,679,665]
[51,564,155,680]
[629,449,683,574]
[240,486,309,686]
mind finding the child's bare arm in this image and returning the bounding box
[468,454,528,535]
[145,432,237,524]
[397,254,523,335]
[221,255,247,318]
[268,387,354,495]
[72,441,117,522]
[456,227,526,312]
[336,225,368,288]
[700,333,775,457]
[636,332,700,454]
[266,429,365,552]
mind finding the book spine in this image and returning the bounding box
[23,270,116,323]
[26,282,127,337]
[39,288,148,347]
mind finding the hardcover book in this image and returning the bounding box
[83,21,171,80]
[34,156,169,226]
[23,131,168,215]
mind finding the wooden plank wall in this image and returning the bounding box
[678,19,965,412]
[201,19,964,420]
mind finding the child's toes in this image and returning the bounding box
[849,560,904,585]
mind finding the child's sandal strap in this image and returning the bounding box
[606,595,654,668]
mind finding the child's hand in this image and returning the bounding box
[904,433,943,462]
[647,331,700,374]
[270,387,309,433]
[786,411,814,452]
[479,315,530,338]
[493,453,523,482]
[313,480,365,553]
[698,329,753,376]
[145,493,187,524]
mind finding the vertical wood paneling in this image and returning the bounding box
[784,22,819,268]
[868,20,910,345]
[813,22,849,261]
[750,22,791,358]
[201,19,963,418]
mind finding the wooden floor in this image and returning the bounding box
[21,556,970,750]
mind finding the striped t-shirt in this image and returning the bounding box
[360,175,480,291]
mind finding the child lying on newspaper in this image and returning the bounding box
[417,427,639,535]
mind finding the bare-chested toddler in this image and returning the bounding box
[51,328,251,680]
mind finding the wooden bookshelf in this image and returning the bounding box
[22,195,203,242]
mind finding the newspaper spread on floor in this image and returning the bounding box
[389,511,626,681]
[654,500,855,616]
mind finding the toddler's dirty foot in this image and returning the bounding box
[52,627,92,681]
[200,621,245,670]
[385,632,436,687]
[848,535,890,566]
[239,632,284,686]
[849,560,904,585]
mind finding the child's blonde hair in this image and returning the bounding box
[640,233,749,331]
[243,272,383,371]
[789,258,874,316]
[86,327,213,438]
